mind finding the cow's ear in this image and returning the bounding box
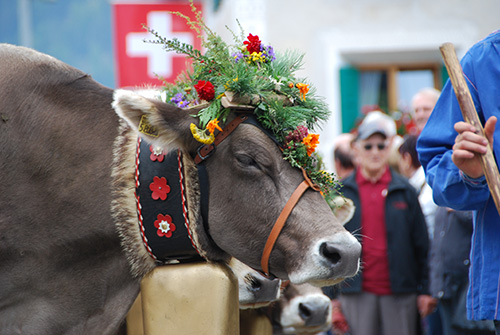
[112,89,197,151]
[331,197,355,225]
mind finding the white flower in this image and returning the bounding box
[158,220,171,233]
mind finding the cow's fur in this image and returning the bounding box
[0,44,360,334]
[0,44,137,334]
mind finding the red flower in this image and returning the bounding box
[154,214,176,238]
[194,80,215,101]
[149,146,165,162]
[150,176,171,200]
[243,34,262,54]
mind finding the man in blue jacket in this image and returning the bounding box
[336,111,431,335]
[417,29,500,333]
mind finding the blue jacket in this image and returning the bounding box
[337,168,429,295]
[417,30,500,320]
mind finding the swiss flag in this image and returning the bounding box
[112,2,202,88]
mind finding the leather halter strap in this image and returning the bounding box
[260,169,320,276]
[194,114,249,165]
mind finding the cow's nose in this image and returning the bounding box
[249,276,280,302]
[320,242,342,264]
[319,237,361,277]
[298,301,329,326]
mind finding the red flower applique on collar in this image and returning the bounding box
[154,214,176,238]
[150,176,171,200]
[150,145,165,162]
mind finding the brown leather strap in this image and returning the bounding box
[194,114,249,164]
[260,169,320,275]
[260,180,309,275]
[280,280,291,290]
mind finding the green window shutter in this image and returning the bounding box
[213,0,222,11]
[441,64,449,89]
[339,66,359,133]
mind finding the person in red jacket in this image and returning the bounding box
[334,111,431,335]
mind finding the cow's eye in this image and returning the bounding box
[235,154,259,170]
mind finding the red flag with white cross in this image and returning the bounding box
[112,2,202,88]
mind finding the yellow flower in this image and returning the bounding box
[206,118,223,135]
[296,83,309,101]
[190,123,215,144]
[251,51,264,63]
[302,133,319,156]
[320,170,334,183]
[224,77,239,90]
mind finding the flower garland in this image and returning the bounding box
[145,1,340,197]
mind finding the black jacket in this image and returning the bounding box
[429,208,472,299]
[337,168,430,295]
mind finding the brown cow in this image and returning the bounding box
[0,44,360,334]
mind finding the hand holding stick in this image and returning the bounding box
[439,42,500,216]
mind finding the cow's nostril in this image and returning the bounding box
[299,301,329,326]
[320,242,341,265]
[298,302,313,320]
[249,276,262,291]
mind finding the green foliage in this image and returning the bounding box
[146,0,340,196]
[267,50,305,81]
[145,30,205,61]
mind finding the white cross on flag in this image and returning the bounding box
[113,2,202,88]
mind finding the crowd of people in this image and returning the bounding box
[324,28,500,334]
[325,94,490,335]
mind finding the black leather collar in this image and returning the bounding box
[135,138,202,263]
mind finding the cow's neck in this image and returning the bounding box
[111,122,228,279]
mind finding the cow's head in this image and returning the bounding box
[112,90,360,286]
[229,258,281,309]
[268,282,332,335]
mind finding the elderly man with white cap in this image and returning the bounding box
[332,111,431,335]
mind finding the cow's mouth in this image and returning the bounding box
[239,301,276,310]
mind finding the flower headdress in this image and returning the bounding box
[146,1,339,197]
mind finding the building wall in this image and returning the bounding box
[204,0,500,172]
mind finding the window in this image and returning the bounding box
[340,63,447,133]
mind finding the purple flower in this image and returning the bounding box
[232,52,244,63]
[170,93,184,104]
[170,93,189,108]
[178,100,189,108]
[262,45,276,62]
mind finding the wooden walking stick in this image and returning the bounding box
[439,42,500,215]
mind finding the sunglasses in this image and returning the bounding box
[363,143,387,151]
